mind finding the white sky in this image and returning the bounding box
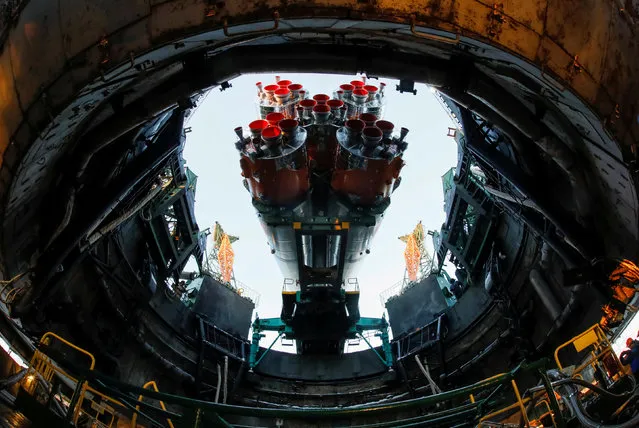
[613,312,639,356]
[183,73,457,350]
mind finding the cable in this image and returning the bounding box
[545,369,639,428]
[551,377,635,400]
[557,381,639,428]
[528,376,636,400]
[0,271,26,285]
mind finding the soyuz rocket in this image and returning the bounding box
[233,77,409,352]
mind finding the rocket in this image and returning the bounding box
[234,77,408,353]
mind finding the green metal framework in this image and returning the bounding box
[29,355,564,427]
[144,165,206,282]
[248,315,393,369]
[435,141,496,282]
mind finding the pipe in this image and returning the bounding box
[483,185,541,211]
[540,242,552,270]
[223,356,229,404]
[84,182,162,248]
[555,379,639,427]
[529,269,562,321]
[414,355,441,394]
[46,191,76,250]
[0,369,25,390]
[215,362,222,403]
[536,284,586,352]
[531,376,635,399]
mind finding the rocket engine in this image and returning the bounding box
[234,77,408,353]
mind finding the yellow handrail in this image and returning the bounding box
[534,399,556,426]
[479,397,532,424]
[511,380,530,427]
[477,380,542,427]
[555,324,603,369]
[21,332,127,427]
[554,323,624,382]
[74,384,125,427]
[40,331,96,370]
[131,380,175,428]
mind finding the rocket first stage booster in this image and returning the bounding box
[235,76,408,354]
[234,76,408,291]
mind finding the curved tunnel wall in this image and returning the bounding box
[0,0,636,279]
[0,0,634,404]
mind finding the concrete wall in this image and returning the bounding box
[386,275,449,337]
[445,285,492,338]
[192,276,254,339]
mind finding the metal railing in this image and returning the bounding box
[345,277,360,293]
[199,316,248,362]
[394,315,444,361]
[14,323,638,427]
[231,279,260,307]
[21,332,126,426]
[433,90,463,131]
[554,323,626,383]
[282,278,298,294]
[131,381,175,428]
[19,330,561,427]
[379,277,413,306]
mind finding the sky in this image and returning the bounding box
[183,73,458,350]
[613,313,639,356]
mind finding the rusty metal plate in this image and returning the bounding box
[545,0,612,83]
[376,0,456,24]
[150,0,209,41]
[599,10,639,137]
[498,0,547,34]
[8,0,67,116]
[59,0,150,60]
[0,51,22,168]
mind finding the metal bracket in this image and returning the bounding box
[487,3,504,38]
[98,36,110,65]
[354,316,394,368]
[567,55,582,78]
[396,79,418,95]
[224,11,279,37]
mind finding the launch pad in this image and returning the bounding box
[0,0,636,426]
[234,77,408,357]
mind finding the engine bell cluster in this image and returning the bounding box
[233,76,409,207]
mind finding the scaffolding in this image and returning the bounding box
[398,221,436,283]
[198,223,260,306]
